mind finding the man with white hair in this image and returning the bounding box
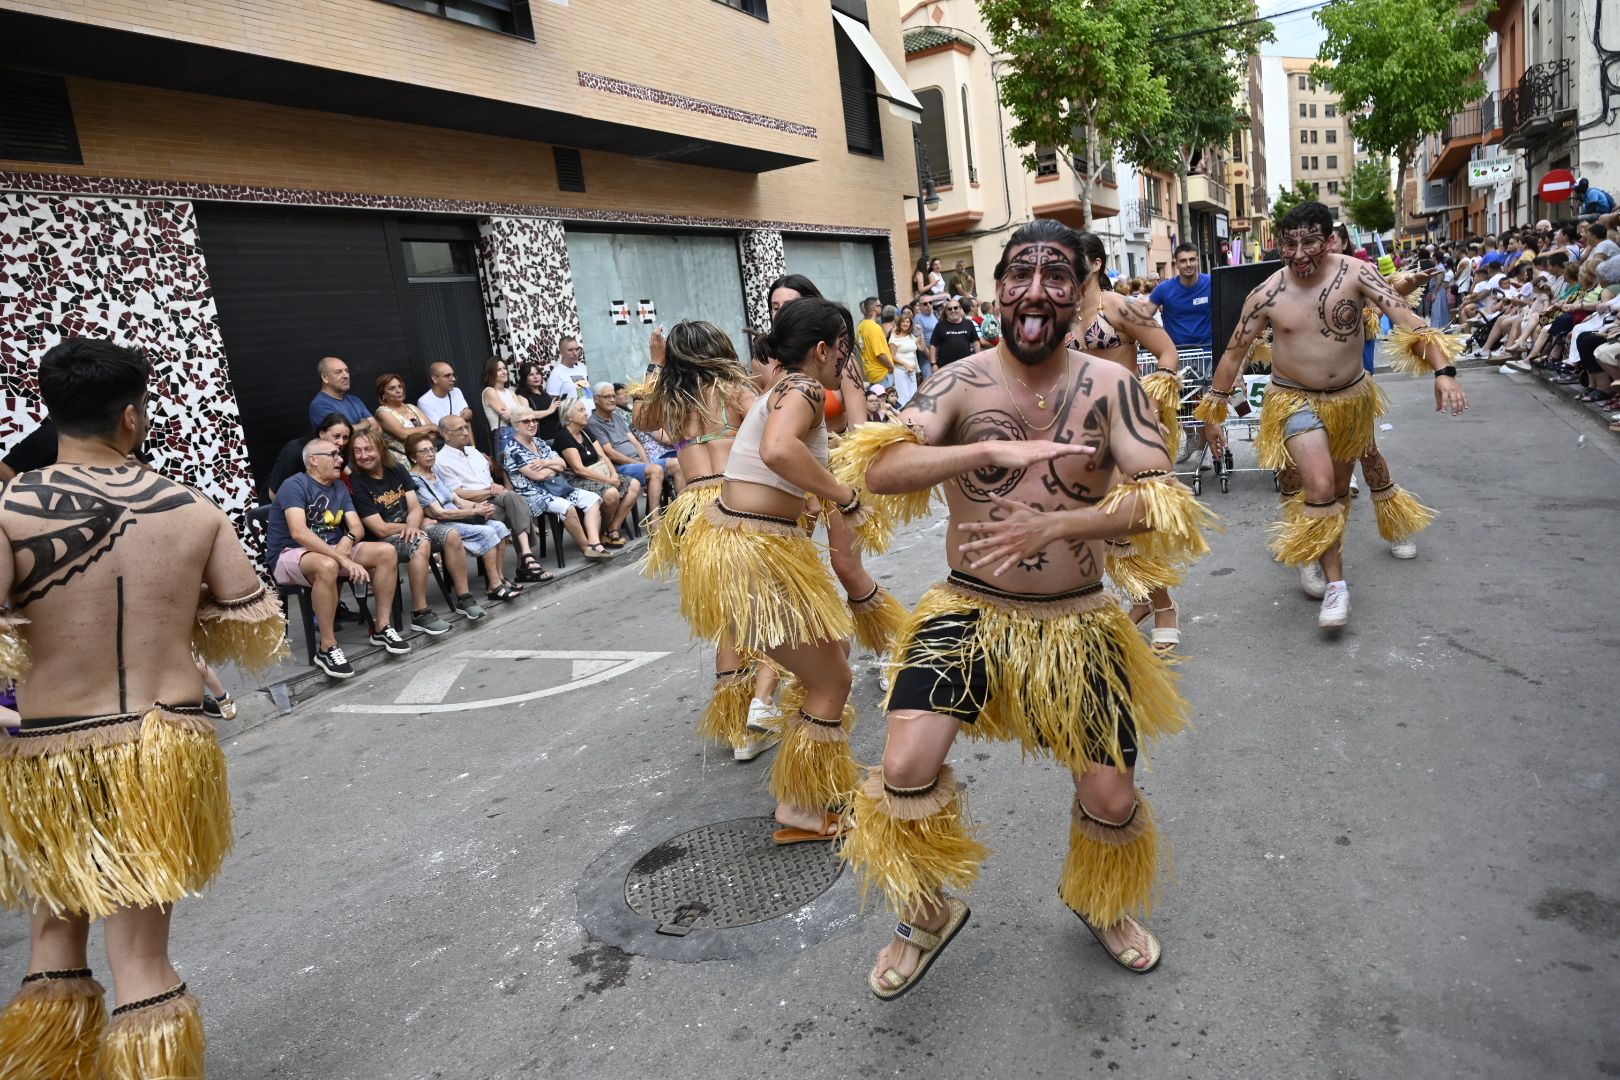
[588,381,666,508]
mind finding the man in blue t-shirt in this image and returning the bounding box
[1142,243,1212,348]
[1576,178,1615,215]
[308,355,378,432]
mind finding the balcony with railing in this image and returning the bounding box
[1502,59,1575,149]
[1126,198,1154,231]
[1185,172,1228,211]
[1425,91,1502,180]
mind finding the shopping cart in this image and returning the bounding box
[1141,346,1276,495]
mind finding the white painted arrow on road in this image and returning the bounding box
[329,649,670,715]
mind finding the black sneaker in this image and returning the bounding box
[409,609,452,636]
[369,626,412,655]
[201,694,238,720]
[314,645,356,678]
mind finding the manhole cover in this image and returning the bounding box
[624,816,843,933]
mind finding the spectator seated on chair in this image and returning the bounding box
[588,381,667,509]
[264,435,409,677]
[554,398,640,547]
[266,412,352,501]
[501,407,615,561]
[434,415,549,583]
[348,428,467,633]
[374,371,434,467]
[405,431,528,600]
[615,381,684,498]
[417,361,474,427]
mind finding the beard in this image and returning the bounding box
[1001,302,1070,366]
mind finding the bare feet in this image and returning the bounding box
[870,894,949,991]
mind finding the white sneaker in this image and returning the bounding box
[1390,538,1418,559]
[1348,475,1360,495]
[1318,584,1350,628]
[745,697,774,734]
[1299,562,1327,599]
[733,730,780,761]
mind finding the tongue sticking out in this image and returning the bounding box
[1020,315,1048,342]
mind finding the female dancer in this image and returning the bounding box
[678,299,869,841]
[766,275,909,658]
[1064,232,1187,651]
[636,322,778,761]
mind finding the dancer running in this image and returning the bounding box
[1198,201,1466,628]
[1064,231,1188,652]
[636,320,778,760]
[835,220,1214,999]
[0,338,286,1078]
[678,298,869,842]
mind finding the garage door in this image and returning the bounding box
[782,237,881,314]
[567,230,749,386]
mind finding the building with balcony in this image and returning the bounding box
[0,0,919,521]
[899,0,1135,294]
[1228,56,1272,257]
[1421,0,1600,242]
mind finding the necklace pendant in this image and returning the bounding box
[1035,394,1048,409]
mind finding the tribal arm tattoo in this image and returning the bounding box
[1355,263,1424,331]
[767,373,825,414]
[1113,296,1180,370]
[1111,376,1172,472]
[4,469,199,607]
[1318,261,1360,342]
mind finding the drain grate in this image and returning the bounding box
[624,816,843,933]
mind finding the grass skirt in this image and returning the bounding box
[678,501,853,652]
[0,706,232,920]
[643,476,723,580]
[1256,375,1386,470]
[883,580,1188,775]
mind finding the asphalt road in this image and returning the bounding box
[4,369,1616,1080]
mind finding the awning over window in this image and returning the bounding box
[831,10,924,125]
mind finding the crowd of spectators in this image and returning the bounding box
[263,339,682,677]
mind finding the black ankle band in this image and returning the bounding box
[1077,800,1138,829]
[849,582,881,605]
[883,776,939,799]
[714,667,748,680]
[21,967,92,984]
[800,709,842,729]
[110,983,187,1016]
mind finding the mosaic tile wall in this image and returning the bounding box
[739,230,788,333]
[0,192,257,525]
[476,216,582,382]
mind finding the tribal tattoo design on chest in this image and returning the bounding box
[1318,261,1361,342]
[4,468,199,607]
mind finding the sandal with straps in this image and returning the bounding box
[1076,912,1162,974]
[1148,601,1180,653]
[869,896,971,1001]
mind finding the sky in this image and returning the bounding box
[1259,0,1328,59]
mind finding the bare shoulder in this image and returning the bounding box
[1247,268,1288,304]
[907,355,998,415]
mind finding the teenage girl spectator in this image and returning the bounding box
[481,356,521,454]
[515,359,564,441]
[374,372,433,466]
[553,399,641,548]
[888,308,922,405]
[267,413,352,500]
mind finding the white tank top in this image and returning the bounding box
[724,387,828,498]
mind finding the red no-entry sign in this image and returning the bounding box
[1539,169,1577,203]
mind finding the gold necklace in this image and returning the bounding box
[998,350,1071,432]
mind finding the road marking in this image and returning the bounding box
[330,649,670,715]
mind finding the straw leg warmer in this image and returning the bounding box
[696,666,755,749]
[1268,498,1349,567]
[840,766,989,916]
[99,984,205,1080]
[1060,794,1161,928]
[1370,483,1435,542]
[0,969,106,1080]
[768,706,860,811]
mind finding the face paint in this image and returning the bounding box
[1279,226,1328,280]
[997,242,1081,366]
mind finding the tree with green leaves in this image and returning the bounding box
[1312,0,1493,236]
[981,0,1169,227]
[1123,0,1272,246]
[1270,180,1320,233]
[1344,159,1396,236]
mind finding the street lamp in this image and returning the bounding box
[907,134,942,287]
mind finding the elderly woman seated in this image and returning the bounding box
[404,431,528,600]
[501,406,616,560]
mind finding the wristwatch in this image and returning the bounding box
[1433,365,1458,379]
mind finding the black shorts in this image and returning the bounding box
[888,600,1139,767]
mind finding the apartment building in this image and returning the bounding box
[0,0,919,520]
[1417,0,1605,241]
[1228,55,1271,256]
[1281,57,1353,219]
